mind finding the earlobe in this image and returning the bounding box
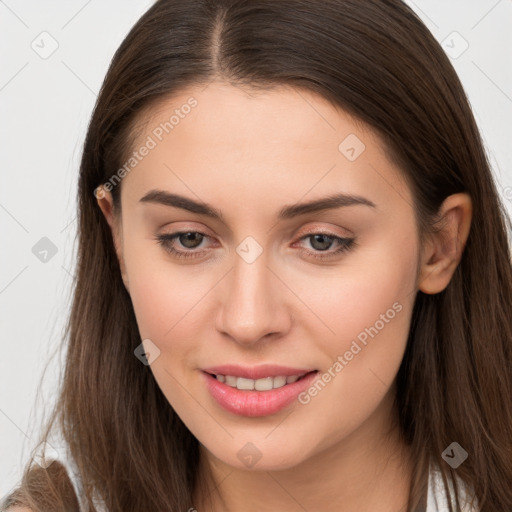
[418,192,472,295]
[95,187,130,292]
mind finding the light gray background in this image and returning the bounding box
[1,0,511,500]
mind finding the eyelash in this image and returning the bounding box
[154,230,357,261]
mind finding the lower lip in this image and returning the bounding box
[202,371,319,417]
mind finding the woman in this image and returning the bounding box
[4,0,511,510]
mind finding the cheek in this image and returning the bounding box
[301,231,417,346]
[296,231,417,403]
[124,240,219,362]
[128,266,204,342]
[292,278,413,453]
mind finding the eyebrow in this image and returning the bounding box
[139,189,376,221]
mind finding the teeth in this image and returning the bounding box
[255,377,273,391]
[273,376,286,389]
[225,375,237,387]
[237,377,255,390]
[215,373,307,390]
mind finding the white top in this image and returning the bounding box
[51,438,479,511]
[426,463,479,511]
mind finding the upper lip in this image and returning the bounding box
[202,364,317,380]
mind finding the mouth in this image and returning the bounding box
[204,371,316,391]
[201,367,320,417]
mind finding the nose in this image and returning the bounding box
[215,248,292,347]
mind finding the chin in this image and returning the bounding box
[203,439,312,472]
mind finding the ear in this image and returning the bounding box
[95,186,130,292]
[418,192,472,294]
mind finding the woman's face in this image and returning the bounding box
[100,81,422,470]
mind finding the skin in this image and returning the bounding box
[97,81,472,512]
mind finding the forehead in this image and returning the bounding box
[134,81,370,155]
[120,81,412,220]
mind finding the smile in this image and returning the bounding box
[202,368,319,417]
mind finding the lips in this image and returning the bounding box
[201,364,319,417]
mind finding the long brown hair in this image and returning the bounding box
[3,0,512,510]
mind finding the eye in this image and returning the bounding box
[155,231,211,260]
[154,230,357,261]
[294,232,356,260]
